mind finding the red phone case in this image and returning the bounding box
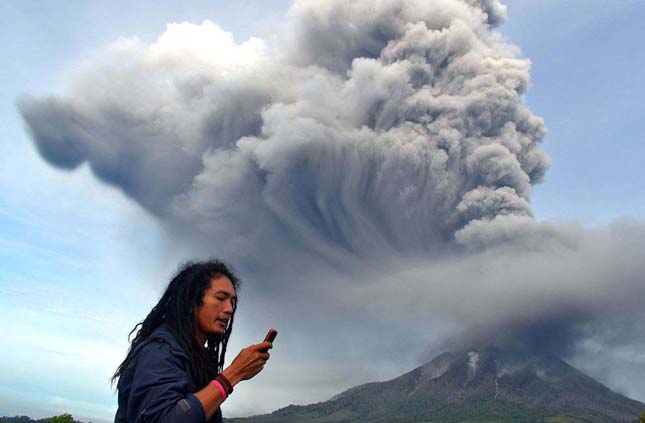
[264,329,278,343]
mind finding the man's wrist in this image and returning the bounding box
[221,367,242,386]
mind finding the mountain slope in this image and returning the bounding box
[226,347,644,423]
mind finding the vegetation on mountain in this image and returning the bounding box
[47,414,75,423]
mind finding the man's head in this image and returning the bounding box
[158,259,240,345]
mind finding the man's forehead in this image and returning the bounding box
[210,276,236,294]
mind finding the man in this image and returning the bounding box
[112,259,272,422]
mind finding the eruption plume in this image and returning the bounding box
[19,0,548,257]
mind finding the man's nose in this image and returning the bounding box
[223,299,234,314]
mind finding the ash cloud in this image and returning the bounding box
[19,0,548,259]
[18,0,645,406]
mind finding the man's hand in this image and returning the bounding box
[221,341,272,386]
[196,341,272,418]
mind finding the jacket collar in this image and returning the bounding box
[134,321,190,360]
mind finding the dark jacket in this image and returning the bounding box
[114,323,223,423]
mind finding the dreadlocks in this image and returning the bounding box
[111,259,240,388]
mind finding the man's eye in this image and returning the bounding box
[216,296,226,301]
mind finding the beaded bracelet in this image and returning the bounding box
[217,374,234,395]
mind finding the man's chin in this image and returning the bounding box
[208,329,225,341]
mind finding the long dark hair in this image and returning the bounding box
[111,259,240,388]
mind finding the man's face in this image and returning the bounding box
[194,276,236,343]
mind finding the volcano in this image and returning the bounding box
[226,347,644,423]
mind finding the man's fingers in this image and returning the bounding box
[252,341,273,352]
[257,341,273,350]
[244,341,270,352]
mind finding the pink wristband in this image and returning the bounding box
[210,379,228,400]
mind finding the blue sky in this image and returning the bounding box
[502,0,645,223]
[1,1,644,421]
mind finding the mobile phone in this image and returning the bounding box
[264,328,278,343]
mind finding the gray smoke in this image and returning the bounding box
[19,0,548,259]
[18,0,645,406]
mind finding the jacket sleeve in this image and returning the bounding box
[126,341,207,423]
